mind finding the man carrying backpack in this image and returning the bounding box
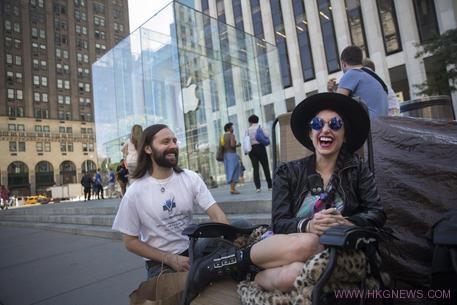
[246,114,272,192]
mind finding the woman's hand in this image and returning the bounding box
[308,208,354,236]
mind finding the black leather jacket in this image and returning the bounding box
[272,154,386,234]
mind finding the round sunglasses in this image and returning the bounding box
[309,116,344,131]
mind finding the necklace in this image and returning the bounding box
[155,172,174,193]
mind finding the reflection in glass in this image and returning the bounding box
[92,2,283,184]
[317,0,340,73]
[270,0,292,88]
[376,0,402,54]
[413,0,439,43]
[345,0,369,57]
[250,0,272,95]
[292,0,314,81]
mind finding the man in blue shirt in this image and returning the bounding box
[328,45,388,118]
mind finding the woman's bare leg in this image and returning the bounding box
[250,233,323,269]
[254,262,304,292]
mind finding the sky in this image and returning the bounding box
[128,0,172,33]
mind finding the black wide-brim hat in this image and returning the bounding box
[290,93,370,153]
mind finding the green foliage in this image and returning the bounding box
[415,28,457,95]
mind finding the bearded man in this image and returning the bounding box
[112,124,228,278]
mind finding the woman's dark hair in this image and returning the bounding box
[132,124,183,179]
[248,114,259,124]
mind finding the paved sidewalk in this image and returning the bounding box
[0,226,145,305]
[0,181,272,305]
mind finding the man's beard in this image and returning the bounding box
[153,148,179,168]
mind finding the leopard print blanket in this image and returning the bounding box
[235,227,388,305]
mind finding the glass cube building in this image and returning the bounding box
[92,1,284,183]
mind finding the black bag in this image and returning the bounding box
[216,145,224,162]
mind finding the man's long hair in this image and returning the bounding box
[132,124,183,179]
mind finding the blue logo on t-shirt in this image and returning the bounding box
[162,196,176,214]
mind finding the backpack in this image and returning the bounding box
[255,126,270,146]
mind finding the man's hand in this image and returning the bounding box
[308,208,354,235]
[327,78,337,92]
[167,254,190,272]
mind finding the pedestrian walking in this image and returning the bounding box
[246,115,272,192]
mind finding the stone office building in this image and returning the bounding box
[0,0,129,195]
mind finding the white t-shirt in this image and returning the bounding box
[247,123,269,145]
[112,169,216,255]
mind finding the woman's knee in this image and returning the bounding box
[276,262,304,292]
[287,234,321,261]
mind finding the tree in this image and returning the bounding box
[415,28,457,95]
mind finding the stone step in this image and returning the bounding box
[0,221,121,239]
[0,214,115,226]
[0,200,271,216]
[0,213,271,240]
[0,212,271,227]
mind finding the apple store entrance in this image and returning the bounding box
[92,1,284,186]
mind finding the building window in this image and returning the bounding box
[35,108,48,119]
[292,0,315,81]
[5,20,12,32]
[413,0,439,43]
[44,142,51,152]
[389,65,410,101]
[60,143,67,152]
[251,0,272,95]
[93,2,105,14]
[376,0,402,54]
[345,0,369,57]
[7,89,14,99]
[18,142,26,152]
[317,0,340,73]
[271,0,292,88]
[9,142,17,152]
[6,53,13,64]
[36,142,43,152]
[14,39,21,49]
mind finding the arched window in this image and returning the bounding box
[7,161,30,193]
[81,160,96,173]
[35,161,54,191]
[59,160,76,184]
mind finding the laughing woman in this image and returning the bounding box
[183,93,385,302]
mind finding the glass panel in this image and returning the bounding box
[317,0,340,72]
[413,0,439,43]
[345,0,369,57]
[292,0,314,81]
[271,0,292,88]
[93,2,283,183]
[376,0,402,54]
[250,0,272,95]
